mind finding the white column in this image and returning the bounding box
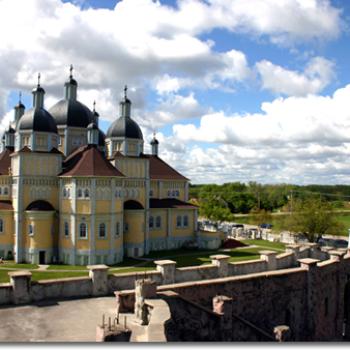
[110,179,116,263]
[90,179,96,265]
[71,178,77,264]
[64,128,68,156]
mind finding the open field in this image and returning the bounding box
[0,240,285,282]
[234,212,350,236]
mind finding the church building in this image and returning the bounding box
[0,68,198,265]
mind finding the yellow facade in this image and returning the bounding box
[0,96,198,265]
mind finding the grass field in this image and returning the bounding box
[234,213,350,236]
[0,239,285,282]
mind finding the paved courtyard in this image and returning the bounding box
[0,297,119,342]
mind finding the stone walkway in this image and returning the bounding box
[0,296,118,342]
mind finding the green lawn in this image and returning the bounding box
[47,265,88,271]
[235,213,350,237]
[0,269,89,283]
[0,262,39,269]
[242,239,286,251]
[0,240,285,281]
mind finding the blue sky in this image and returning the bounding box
[1,0,350,184]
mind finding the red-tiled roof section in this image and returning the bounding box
[60,145,125,177]
[149,155,188,180]
[0,147,14,175]
[0,200,13,210]
[150,198,198,209]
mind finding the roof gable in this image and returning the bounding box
[0,147,14,175]
[60,145,124,177]
[149,155,188,181]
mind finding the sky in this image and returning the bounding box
[0,0,350,185]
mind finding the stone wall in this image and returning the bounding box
[139,254,350,341]
[0,243,335,307]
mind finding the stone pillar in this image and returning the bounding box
[212,295,233,341]
[274,325,291,342]
[154,260,176,285]
[210,254,230,277]
[134,279,157,325]
[303,243,320,259]
[88,264,109,296]
[286,244,300,263]
[328,250,346,262]
[260,250,278,271]
[9,271,32,305]
[298,258,320,341]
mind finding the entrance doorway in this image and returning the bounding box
[39,251,46,264]
[134,248,139,257]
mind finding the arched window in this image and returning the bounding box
[63,188,67,198]
[79,223,87,238]
[4,187,8,195]
[167,190,171,197]
[183,215,189,227]
[175,190,180,197]
[28,224,34,236]
[0,219,3,233]
[156,216,161,228]
[149,190,153,197]
[115,222,120,236]
[149,216,154,229]
[172,190,176,197]
[99,223,106,238]
[64,222,69,237]
[115,190,119,198]
[84,189,90,198]
[124,223,129,233]
[77,189,83,198]
[176,215,182,228]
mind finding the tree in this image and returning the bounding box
[286,197,344,242]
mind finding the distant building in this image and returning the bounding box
[0,67,199,265]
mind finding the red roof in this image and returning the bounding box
[150,198,197,209]
[110,152,188,181]
[60,145,125,177]
[0,200,13,210]
[148,155,188,181]
[0,147,14,175]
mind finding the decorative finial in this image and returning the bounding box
[69,64,73,78]
[124,85,128,99]
[153,132,156,138]
[37,73,41,87]
[19,91,22,103]
[93,100,96,112]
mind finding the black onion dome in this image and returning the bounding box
[18,108,58,133]
[87,122,98,130]
[66,77,77,86]
[150,137,159,145]
[98,129,106,147]
[49,99,93,128]
[15,102,25,109]
[106,117,143,140]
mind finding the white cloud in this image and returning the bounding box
[162,84,350,184]
[0,0,342,119]
[256,56,335,96]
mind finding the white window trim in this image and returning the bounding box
[79,223,88,240]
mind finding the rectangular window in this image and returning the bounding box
[96,255,101,264]
[176,215,182,228]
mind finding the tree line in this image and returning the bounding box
[189,182,349,240]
